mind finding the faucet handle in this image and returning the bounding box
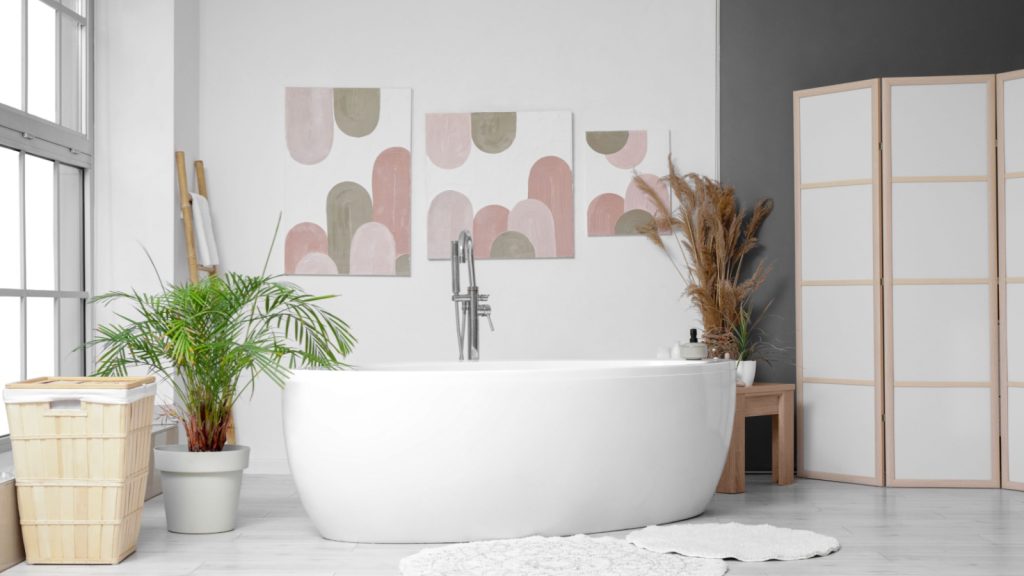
[478,304,494,331]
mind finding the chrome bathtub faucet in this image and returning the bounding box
[451,230,493,360]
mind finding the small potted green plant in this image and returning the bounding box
[734,304,760,386]
[87,265,354,534]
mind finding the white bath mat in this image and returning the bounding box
[627,522,840,562]
[400,534,728,576]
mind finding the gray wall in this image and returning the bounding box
[720,0,1024,471]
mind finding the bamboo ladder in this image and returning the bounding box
[175,151,217,282]
[174,152,235,444]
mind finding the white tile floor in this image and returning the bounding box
[5,474,1024,575]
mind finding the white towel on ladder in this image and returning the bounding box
[190,193,220,268]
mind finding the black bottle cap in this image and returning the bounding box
[689,328,698,343]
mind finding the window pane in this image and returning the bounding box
[0,298,21,384]
[0,297,21,436]
[25,154,54,290]
[26,297,54,378]
[0,0,22,110]
[58,297,82,376]
[62,0,83,17]
[0,147,20,289]
[59,14,81,132]
[27,0,56,122]
[58,164,83,291]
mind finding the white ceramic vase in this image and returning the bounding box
[153,444,250,534]
[736,360,756,387]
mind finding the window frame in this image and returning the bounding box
[0,0,93,444]
[0,0,92,157]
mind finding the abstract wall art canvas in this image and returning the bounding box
[283,87,411,276]
[425,111,574,260]
[584,130,670,236]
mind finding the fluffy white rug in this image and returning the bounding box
[400,534,728,576]
[627,522,840,562]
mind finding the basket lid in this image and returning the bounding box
[5,376,156,390]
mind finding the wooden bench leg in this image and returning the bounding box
[716,395,746,493]
[771,414,780,483]
[774,390,794,485]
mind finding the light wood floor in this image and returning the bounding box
[5,474,1024,575]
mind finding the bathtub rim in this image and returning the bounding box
[290,358,734,383]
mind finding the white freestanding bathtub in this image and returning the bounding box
[283,360,735,543]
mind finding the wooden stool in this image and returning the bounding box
[716,382,795,494]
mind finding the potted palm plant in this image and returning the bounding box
[87,268,354,534]
[636,163,773,382]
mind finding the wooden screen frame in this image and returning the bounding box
[998,68,1024,491]
[794,79,885,486]
[882,75,1001,488]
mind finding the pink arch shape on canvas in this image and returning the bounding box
[427,190,474,259]
[285,87,334,165]
[508,199,556,258]
[426,113,472,169]
[294,252,338,275]
[587,194,626,236]
[372,146,411,257]
[349,222,397,276]
[285,222,330,274]
[625,173,668,216]
[473,204,510,259]
[527,156,573,257]
[606,130,647,169]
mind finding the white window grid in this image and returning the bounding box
[0,0,93,445]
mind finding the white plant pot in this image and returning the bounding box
[736,360,757,387]
[153,444,250,534]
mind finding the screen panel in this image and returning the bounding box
[795,79,883,486]
[1011,388,1024,485]
[800,185,874,281]
[890,82,989,178]
[891,284,991,383]
[999,69,1024,490]
[890,181,989,280]
[893,386,993,481]
[801,382,877,478]
[802,285,875,380]
[800,87,874,184]
[884,75,998,487]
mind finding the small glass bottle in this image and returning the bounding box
[680,328,708,360]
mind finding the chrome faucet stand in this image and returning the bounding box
[451,231,493,360]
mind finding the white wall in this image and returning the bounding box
[94,0,198,404]
[173,0,200,285]
[194,0,713,472]
[93,0,176,350]
[94,0,176,293]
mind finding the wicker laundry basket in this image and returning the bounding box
[3,376,157,564]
